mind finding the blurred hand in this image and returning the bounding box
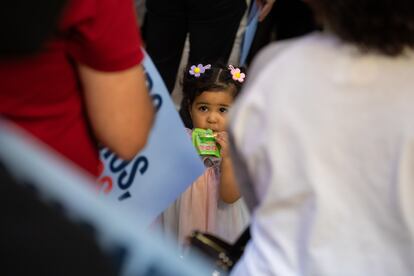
[256,0,276,22]
[215,131,230,159]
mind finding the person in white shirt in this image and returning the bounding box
[229,0,414,275]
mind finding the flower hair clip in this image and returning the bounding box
[228,65,246,83]
[189,64,211,77]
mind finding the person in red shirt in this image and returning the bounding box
[0,0,154,176]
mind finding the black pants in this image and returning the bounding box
[246,0,317,65]
[143,0,247,93]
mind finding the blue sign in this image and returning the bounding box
[240,1,260,66]
[0,120,211,276]
[98,50,205,227]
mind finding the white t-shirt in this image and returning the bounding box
[230,32,414,276]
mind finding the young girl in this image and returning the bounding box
[162,63,250,247]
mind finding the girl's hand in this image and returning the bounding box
[216,131,241,203]
[215,131,230,159]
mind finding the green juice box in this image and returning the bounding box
[192,128,221,158]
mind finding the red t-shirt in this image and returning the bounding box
[0,0,144,176]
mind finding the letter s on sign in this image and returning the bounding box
[117,156,149,190]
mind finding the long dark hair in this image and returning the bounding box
[313,0,414,56]
[179,63,245,129]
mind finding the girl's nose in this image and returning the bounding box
[207,113,218,123]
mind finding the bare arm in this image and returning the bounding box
[79,63,154,160]
[216,131,241,203]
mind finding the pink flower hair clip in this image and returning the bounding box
[189,64,211,77]
[228,65,246,83]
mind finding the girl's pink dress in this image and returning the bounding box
[162,129,250,246]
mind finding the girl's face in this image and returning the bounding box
[189,89,234,132]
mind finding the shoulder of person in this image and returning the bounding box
[249,32,337,77]
[230,32,336,126]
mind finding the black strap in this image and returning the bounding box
[228,226,251,260]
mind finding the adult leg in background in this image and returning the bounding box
[187,0,247,67]
[274,0,316,40]
[143,0,188,93]
[246,0,316,65]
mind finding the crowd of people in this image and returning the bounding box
[1,0,414,275]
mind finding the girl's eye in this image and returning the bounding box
[219,107,228,113]
[198,106,208,112]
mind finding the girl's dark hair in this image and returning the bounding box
[313,0,414,56]
[179,63,245,129]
